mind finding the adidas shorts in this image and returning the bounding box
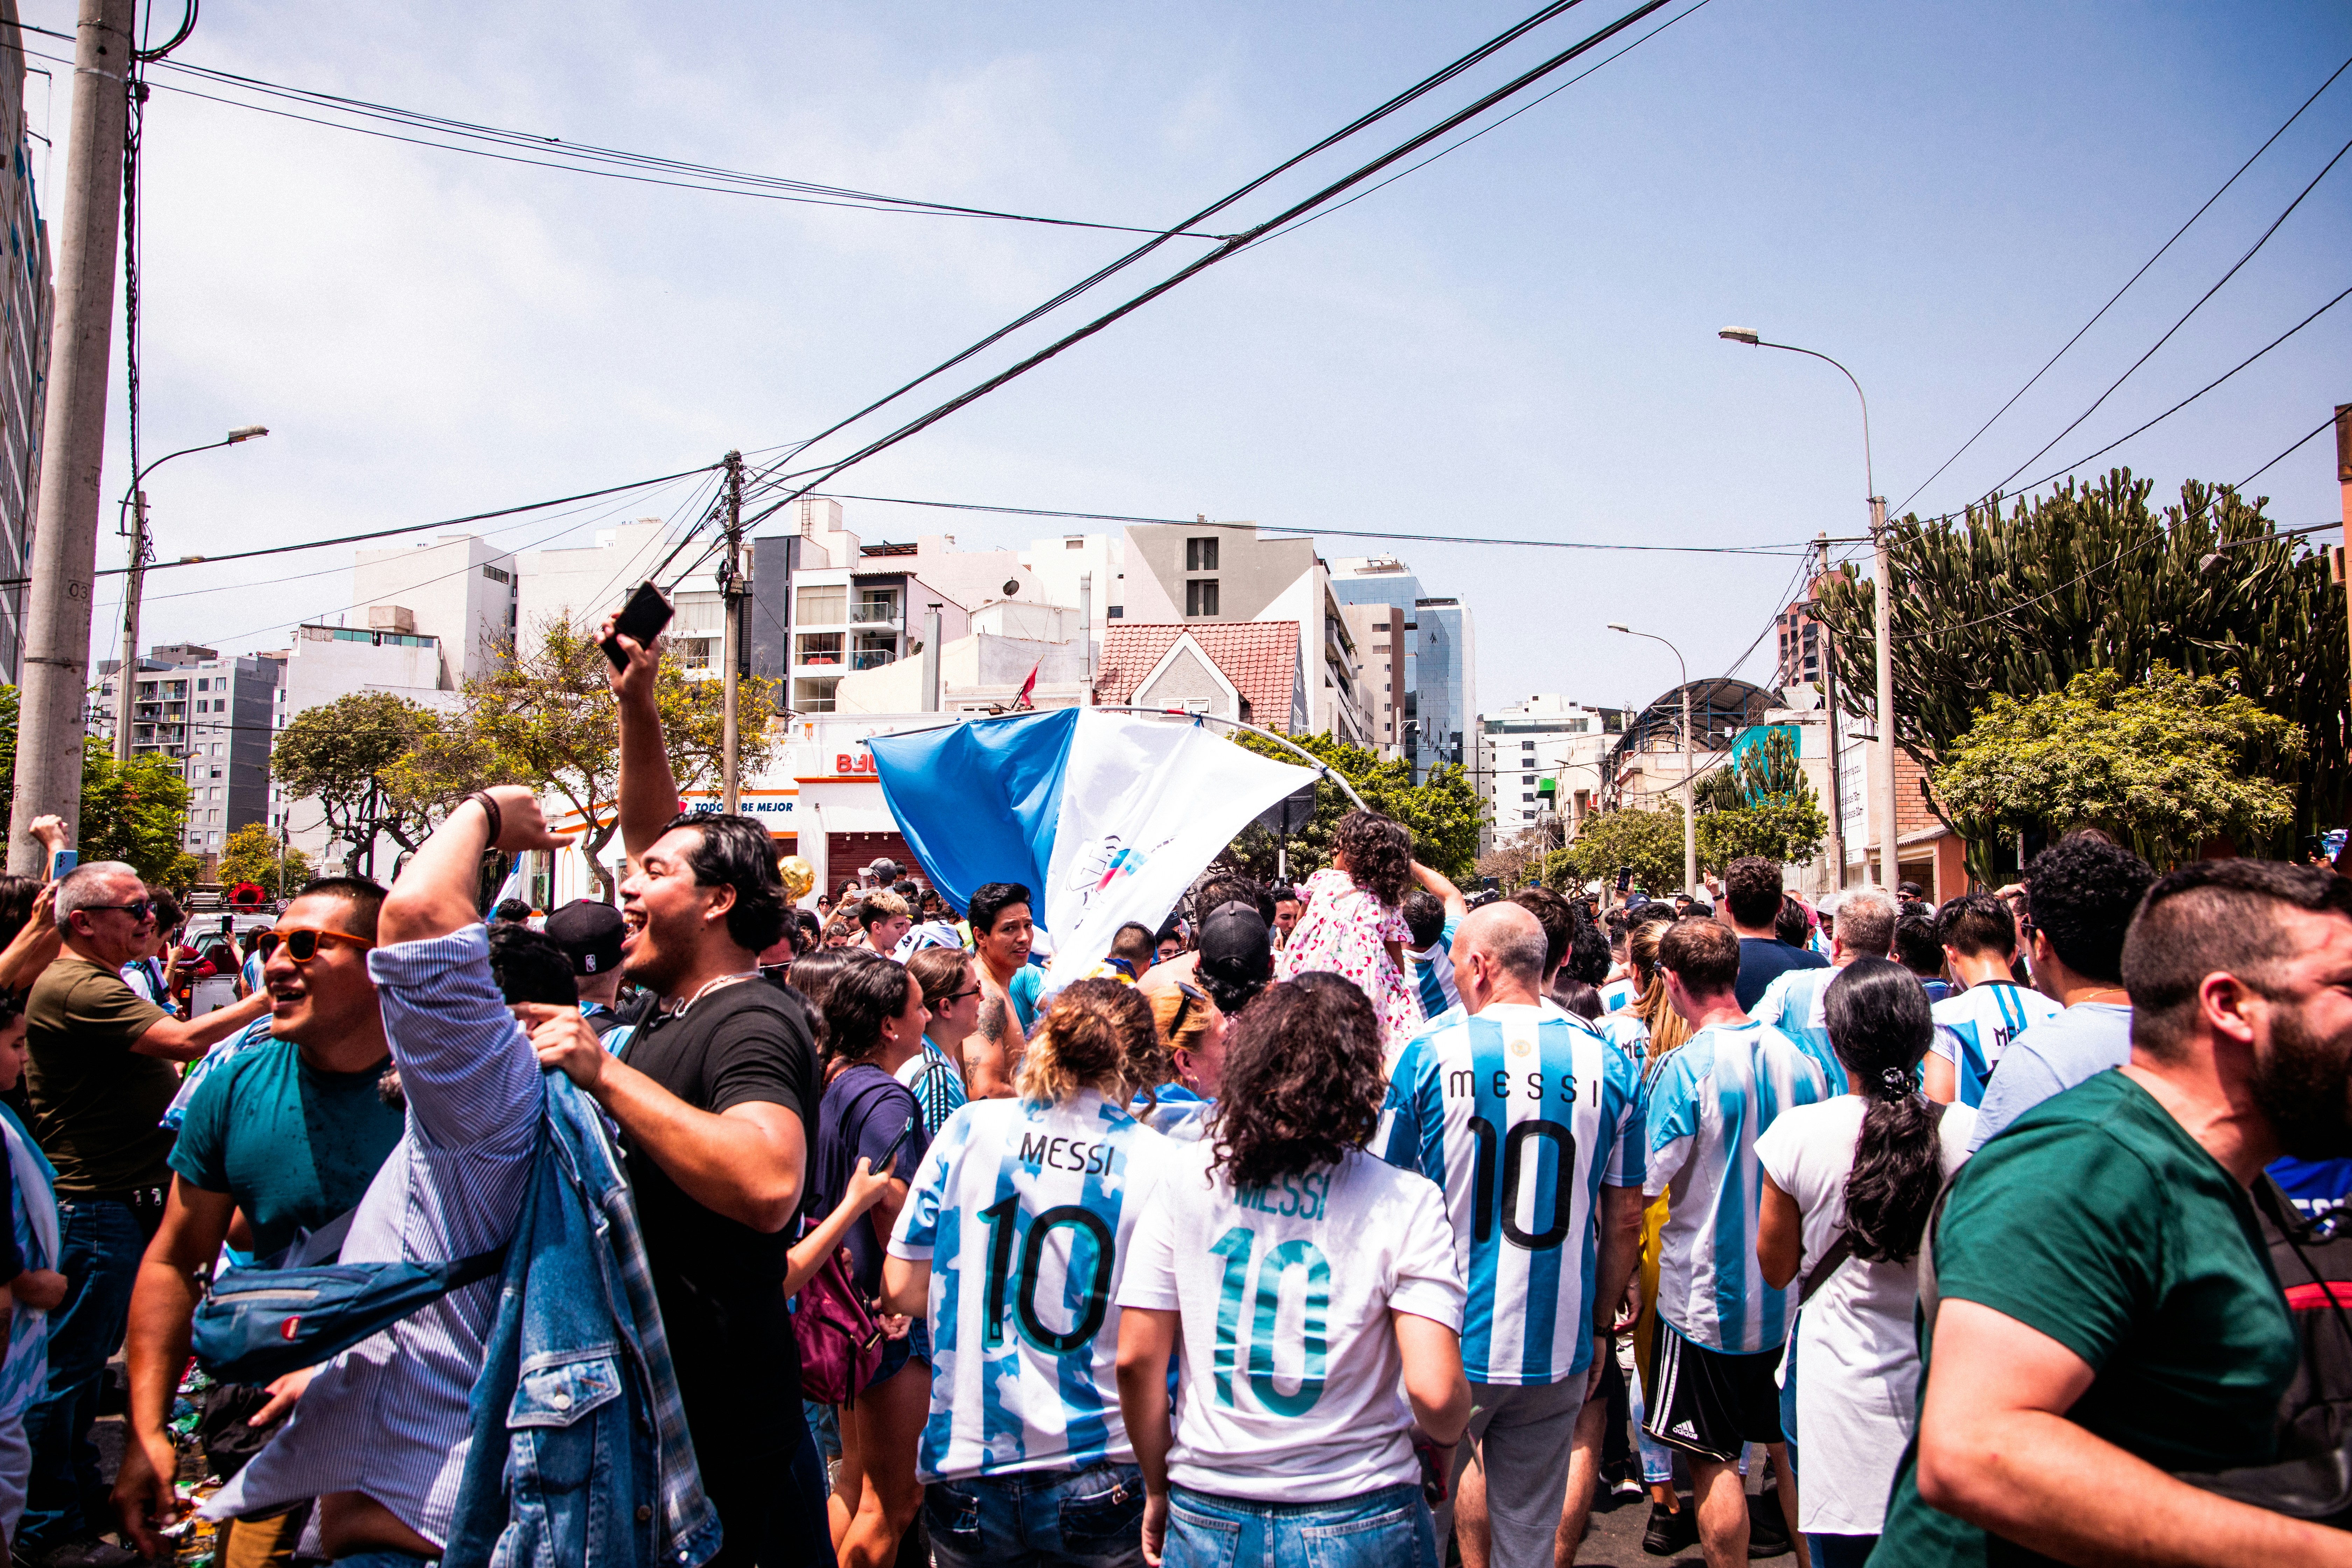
[1643,1321,1784,1462]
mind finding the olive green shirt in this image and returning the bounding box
[1875,1069,2297,1565]
[26,951,178,1193]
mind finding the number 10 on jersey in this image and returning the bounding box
[1209,1225,1329,1417]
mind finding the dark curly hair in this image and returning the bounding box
[819,952,916,1075]
[2022,835,2154,985]
[1208,974,1385,1190]
[1825,958,1942,1262]
[1333,809,1410,908]
[665,813,791,953]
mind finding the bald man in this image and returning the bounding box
[1381,902,1647,1567]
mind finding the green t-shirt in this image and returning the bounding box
[25,952,177,1193]
[1876,1070,2296,1564]
[167,1036,403,1259]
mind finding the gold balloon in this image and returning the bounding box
[777,854,816,901]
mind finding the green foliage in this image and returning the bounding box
[1813,471,2344,862]
[1222,731,1484,886]
[1548,805,1687,896]
[1691,729,1826,872]
[1933,663,2302,875]
[273,691,438,880]
[387,616,778,902]
[217,822,312,897]
[0,686,197,886]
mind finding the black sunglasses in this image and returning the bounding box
[1169,980,1208,1037]
[87,898,155,920]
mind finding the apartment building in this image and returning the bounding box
[0,0,49,682]
[1478,694,1626,852]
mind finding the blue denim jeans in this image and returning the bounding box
[331,1553,436,1568]
[1163,1483,1438,1568]
[925,1462,1146,1568]
[20,1198,144,1551]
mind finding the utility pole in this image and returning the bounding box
[1680,681,1696,895]
[1817,532,1845,887]
[2336,405,2351,691]
[719,449,745,814]
[9,0,133,872]
[1871,495,1898,889]
[113,488,146,761]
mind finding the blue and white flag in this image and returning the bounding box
[868,708,1315,982]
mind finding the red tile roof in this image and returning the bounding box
[1095,622,1299,729]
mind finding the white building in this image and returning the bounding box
[263,617,454,872]
[1478,694,1626,854]
[350,533,518,687]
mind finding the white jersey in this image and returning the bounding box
[1381,1002,1645,1385]
[1644,1019,1827,1354]
[1115,1144,1463,1502]
[888,1090,1173,1481]
[1749,966,1850,1094]
[1599,975,1639,1014]
[1930,980,2063,1108]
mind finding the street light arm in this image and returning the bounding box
[1751,340,1874,502]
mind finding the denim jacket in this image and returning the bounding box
[443,1072,723,1568]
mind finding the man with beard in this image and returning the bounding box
[1877,860,2352,1566]
[524,617,828,1566]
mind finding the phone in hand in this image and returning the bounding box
[600,581,674,670]
[1615,864,1634,894]
[874,1114,917,1177]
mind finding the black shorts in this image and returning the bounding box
[1644,1322,1784,1462]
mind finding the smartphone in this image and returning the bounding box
[1615,864,1634,894]
[47,849,75,879]
[600,581,674,670]
[874,1114,917,1177]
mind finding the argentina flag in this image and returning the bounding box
[868,708,1315,982]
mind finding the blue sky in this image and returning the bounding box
[23,0,2352,715]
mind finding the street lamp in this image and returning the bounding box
[113,426,271,763]
[1718,327,1896,890]
[1609,623,1697,895]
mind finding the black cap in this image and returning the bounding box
[545,899,626,978]
[1197,903,1272,994]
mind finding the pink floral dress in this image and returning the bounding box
[1275,866,1423,1050]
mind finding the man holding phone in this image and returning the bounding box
[527,608,829,1567]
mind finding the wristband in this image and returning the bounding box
[465,791,503,846]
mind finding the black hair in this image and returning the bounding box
[493,898,534,923]
[1193,873,1274,924]
[1774,895,1810,948]
[0,875,40,946]
[1552,976,1604,1020]
[1108,922,1157,967]
[486,924,580,1007]
[1270,884,1300,907]
[1723,856,1784,928]
[1658,916,1741,994]
[2022,836,2154,985]
[1891,910,1946,980]
[819,952,916,1072]
[296,876,389,942]
[1333,811,1411,907]
[1402,889,1447,950]
[1824,957,1942,1262]
[1567,911,1610,986]
[968,882,1033,936]
[1605,908,1632,947]
[663,813,790,953]
[2125,860,2352,1060]
[778,946,863,1052]
[1934,891,2017,961]
[1509,887,1576,977]
[1210,976,1385,1189]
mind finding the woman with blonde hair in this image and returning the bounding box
[880,979,1177,1567]
[1132,979,1231,1141]
[1625,913,1695,1550]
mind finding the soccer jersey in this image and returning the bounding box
[1599,975,1639,1014]
[1930,980,2063,1108]
[888,1089,1173,1482]
[1644,1018,1827,1354]
[1748,966,1849,1094]
[1406,914,1462,1024]
[1593,1009,1650,1066]
[1381,1001,1645,1385]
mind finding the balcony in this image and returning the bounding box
[850,600,902,626]
[850,649,896,671]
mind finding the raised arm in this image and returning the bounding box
[1411,860,1467,921]
[601,612,679,866]
[134,991,270,1063]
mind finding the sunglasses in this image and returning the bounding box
[1169,980,1208,1037]
[255,927,374,962]
[941,986,983,1004]
[88,898,156,921]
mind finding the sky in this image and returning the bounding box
[18,0,2352,719]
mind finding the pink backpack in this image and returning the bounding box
[791,1244,884,1406]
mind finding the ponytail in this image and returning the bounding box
[1824,957,1944,1262]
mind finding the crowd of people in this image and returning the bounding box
[0,615,2328,1568]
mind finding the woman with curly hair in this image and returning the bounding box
[1273,809,1423,1051]
[1114,977,1469,1568]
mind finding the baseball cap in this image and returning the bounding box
[1197,902,1272,994]
[545,899,626,978]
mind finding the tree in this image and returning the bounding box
[273,692,438,880]
[1932,663,2302,876]
[1222,731,1484,886]
[1813,471,2344,867]
[217,822,312,898]
[0,686,198,886]
[1548,805,1686,897]
[388,615,778,902]
[1691,728,1826,872]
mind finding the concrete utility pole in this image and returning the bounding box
[1608,623,1695,894]
[2337,404,2351,687]
[10,0,133,872]
[1817,532,1846,885]
[719,449,744,813]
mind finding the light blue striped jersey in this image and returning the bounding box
[1381,1001,1646,1385]
[1644,1018,1828,1354]
[888,1089,1173,1482]
[1748,966,1850,1094]
[1930,980,2063,1108]
[1406,915,1462,1024]
[1593,1009,1650,1068]
[1599,976,1639,1014]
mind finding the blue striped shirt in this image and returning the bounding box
[1381,1001,1646,1385]
[1643,1019,1827,1354]
[1930,981,2063,1108]
[1406,916,1462,1025]
[1748,966,1850,1094]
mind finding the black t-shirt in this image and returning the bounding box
[618,980,820,1465]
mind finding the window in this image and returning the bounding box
[1383,663,1391,673]
[1521,740,1535,750]
[1185,580,1219,617]
[681,638,713,671]
[482,565,511,585]
[1065,538,1084,550]
[853,589,901,624]
[852,631,898,670]
[1373,621,1390,631]
[1521,772,1534,783]
[1185,537,1219,571]
[196,678,209,692]
[794,632,844,666]
[792,676,841,713]
[797,585,847,625]
[1522,793,1536,803]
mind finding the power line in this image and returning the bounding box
[1891,50,2352,517]
[2238,412,2339,489]
[1981,124,2352,501]
[747,0,1689,526]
